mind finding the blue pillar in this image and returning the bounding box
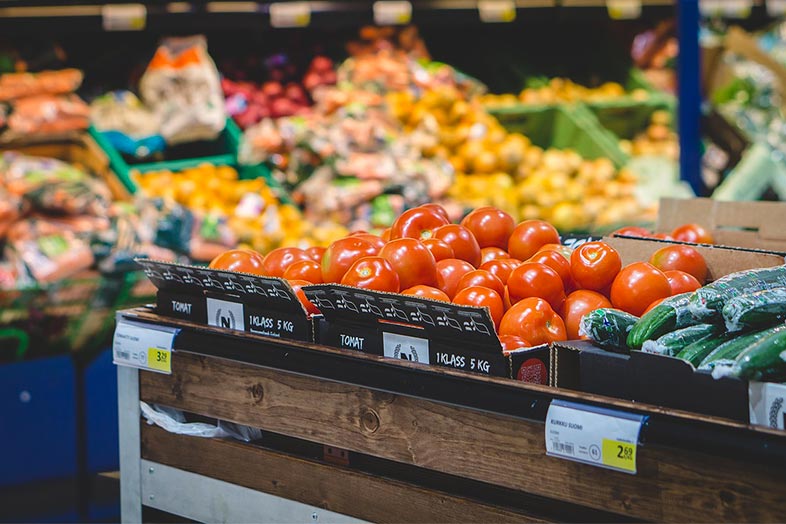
[677,0,704,195]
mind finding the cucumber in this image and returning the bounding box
[579,308,639,352]
[675,333,735,368]
[689,265,786,322]
[626,293,694,349]
[698,325,784,371]
[713,324,786,380]
[641,323,720,357]
[721,288,786,332]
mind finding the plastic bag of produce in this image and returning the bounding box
[5,230,94,283]
[90,90,164,158]
[0,68,83,102]
[139,35,226,145]
[4,93,89,138]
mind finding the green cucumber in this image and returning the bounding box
[713,324,786,380]
[675,333,735,368]
[690,265,786,322]
[579,308,639,352]
[721,288,786,332]
[626,293,694,349]
[698,326,784,371]
[641,323,720,357]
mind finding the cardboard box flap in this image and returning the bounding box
[135,259,307,315]
[304,284,500,351]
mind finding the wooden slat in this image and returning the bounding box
[140,351,786,523]
[141,425,545,524]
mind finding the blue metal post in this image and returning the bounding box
[677,0,704,195]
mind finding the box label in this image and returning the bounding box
[749,382,786,429]
[373,1,412,25]
[606,0,641,20]
[269,2,310,27]
[102,3,146,31]
[478,0,516,23]
[383,332,430,364]
[207,298,245,331]
[113,319,178,374]
[545,400,645,474]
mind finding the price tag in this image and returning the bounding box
[606,0,641,20]
[478,0,516,23]
[113,319,179,374]
[545,400,646,474]
[269,2,311,27]
[101,3,147,31]
[767,0,786,16]
[700,0,752,18]
[373,1,412,25]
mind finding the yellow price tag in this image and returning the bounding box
[602,438,637,473]
[147,348,172,373]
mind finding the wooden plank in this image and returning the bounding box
[140,352,786,522]
[141,425,546,524]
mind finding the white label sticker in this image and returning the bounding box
[373,1,412,25]
[383,332,430,364]
[269,2,311,27]
[101,3,147,31]
[699,0,752,18]
[207,298,245,331]
[113,319,178,374]
[478,0,516,23]
[545,400,646,474]
[749,382,786,430]
[607,0,641,19]
[768,0,786,16]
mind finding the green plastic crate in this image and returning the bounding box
[585,94,675,141]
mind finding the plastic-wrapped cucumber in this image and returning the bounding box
[675,333,734,368]
[712,324,786,380]
[626,293,694,349]
[698,325,784,371]
[579,308,638,352]
[721,288,786,332]
[641,323,720,357]
[689,266,786,322]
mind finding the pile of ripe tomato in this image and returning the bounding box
[209,204,710,352]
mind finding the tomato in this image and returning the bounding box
[453,286,504,330]
[561,290,612,340]
[456,269,505,298]
[422,238,454,262]
[379,238,438,289]
[503,285,513,310]
[401,285,450,302]
[498,334,531,355]
[480,247,509,264]
[321,237,377,283]
[479,258,520,285]
[499,297,567,345]
[649,244,708,283]
[643,297,666,315]
[610,262,671,316]
[435,258,475,298]
[304,246,326,263]
[433,224,481,268]
[209,249,266,275]
[664,270,701,295]
[350,233,385,254]
[508,220,560,261]
[611,226,651,238]
[507,262,566,311]
[390,207,449,240]
[282,259,323,283]
[380,228,392,242]
[418,203,450,221]
[671,223,714,244]
[528,249,573,291]
[569,241,621,291]
[262,247,311,278]
[537,243,572,259]
[340,257,400,292]
[287,279,320,316]
[460,206,515,249]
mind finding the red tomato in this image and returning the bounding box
[643,297,666,315]
[379,238,438,289]
[453,286,504,330]
[480,247,509,264]
[611,226,651,238]
[209,249,266,275]
[528,249,574,292]
[456,269,505,298]
[321,237,377,283]
[390,207,449,240]
[479,258,520,285]
[537,243,572,259]
[671,223,714,244]
[433,224,481,268]
[503,285,513,310]
[262,247,311,278]
[422,238,454,262]
[507,262,566,311]
[418,203,450,221]
[340,257,400,292]
[350,233,385,254]
[304,246,326,263]
[664,270,702,295]
[380,228,392,242]
[561,290,612,340]
[460,206,515,249]
[610,262,672,316]
[570,241,621,291]
[498,334,531,355]
[508,220,560,261]
[649,244,708,283]
[287,279,320,316]
[401,285,450,302]
[282,259,323,283]
[435,258,475,299]
[499,297,567,345]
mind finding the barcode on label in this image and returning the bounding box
[116,350,130,360]
[553,441,574,455]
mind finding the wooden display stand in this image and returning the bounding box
[118,308,786,523]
